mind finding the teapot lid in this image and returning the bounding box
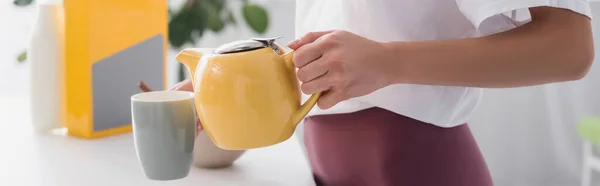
[214,37,283,54]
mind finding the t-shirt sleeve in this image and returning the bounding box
[455,0,593,28]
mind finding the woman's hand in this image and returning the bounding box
[288,30,393,109]
[169,78,203,135]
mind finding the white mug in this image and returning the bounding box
[131,91,196,180]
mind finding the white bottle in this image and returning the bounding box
[28,0,64,131]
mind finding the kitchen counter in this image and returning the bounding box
[0,95,316,186]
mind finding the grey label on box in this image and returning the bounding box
[92,34,165,132]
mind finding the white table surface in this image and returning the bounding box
[0,95,316,186]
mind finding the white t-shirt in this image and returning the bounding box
[297,0,592,128]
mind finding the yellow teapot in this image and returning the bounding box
[176,37,322,150]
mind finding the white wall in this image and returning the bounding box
[0,1,34,96]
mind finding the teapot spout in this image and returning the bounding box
[176,48,206,83]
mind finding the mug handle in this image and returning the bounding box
[283,50,323,126]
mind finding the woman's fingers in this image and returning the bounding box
[169,80,184,91]
[317,89,345,110]
[301,73,333,95]
[169,78,194,92]
[168,78,202,136]
[293,33,339,68]
[293,41,328,68]
[300,69,346,109]
[297,57,329,83]
[289,31,336,68]
[287,30,334,50]
[196,117,203,136]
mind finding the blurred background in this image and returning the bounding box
[0,0,298,95]
[2,0,600,186]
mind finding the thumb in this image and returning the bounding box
[169,78,194,92]
[287,30,334,50]
[196,117,203,137]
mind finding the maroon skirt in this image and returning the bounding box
[303,107,493,186]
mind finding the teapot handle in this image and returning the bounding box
[282,51,323,126]
[295,92,322,126]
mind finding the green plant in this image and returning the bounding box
[13,0,270,70]
[168,0,269,49]
[168,0,269,81]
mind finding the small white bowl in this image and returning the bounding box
[193,130,246,169]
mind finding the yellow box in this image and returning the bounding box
[63,0,168,139]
